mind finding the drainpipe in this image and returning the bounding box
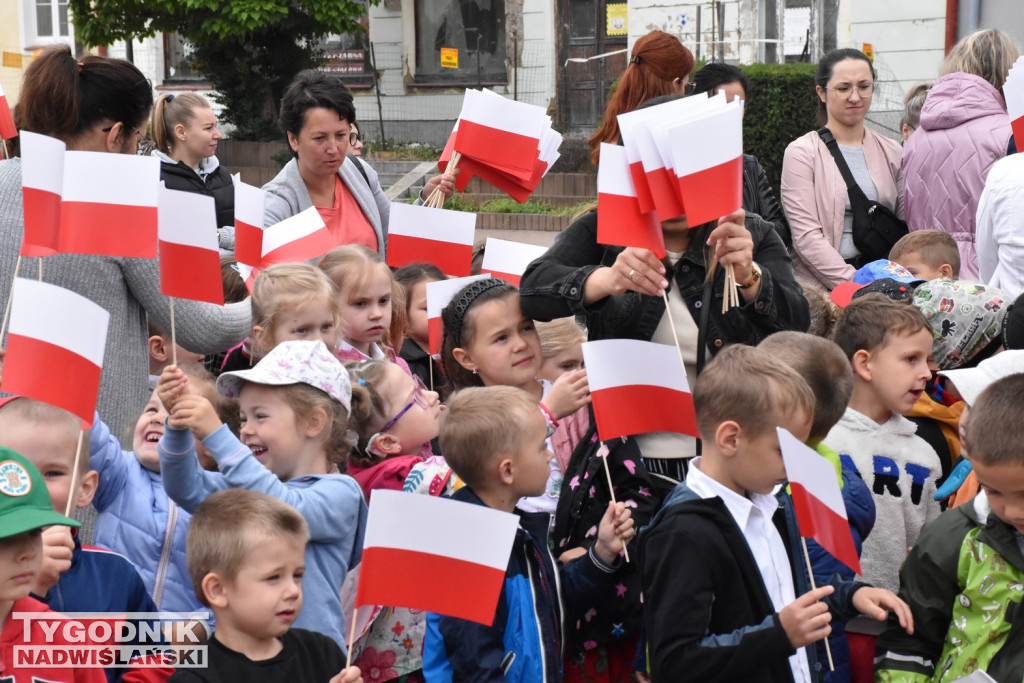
[944,0,958,53]
[967,0,981,33]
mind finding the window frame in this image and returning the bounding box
[402,0,509,88]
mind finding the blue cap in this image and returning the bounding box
[852,259,925,286]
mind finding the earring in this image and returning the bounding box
[471,368,478,375]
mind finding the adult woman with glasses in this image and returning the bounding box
[263,69,455,255]
[348,123,365,157]
[0,46,251,442]
[780,48,903,289]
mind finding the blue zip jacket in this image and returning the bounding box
[422,487,619,682]
[159,424,367,652]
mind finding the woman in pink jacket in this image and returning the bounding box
[902,29,1019,279]
[781,49,903,290]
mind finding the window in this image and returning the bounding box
[163,33,204,82]
[413,0,507,85]
[319,14,375,90]
[34,0,69,38]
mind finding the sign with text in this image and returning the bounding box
[441,47,459,69]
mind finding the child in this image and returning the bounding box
[536,317,590,475]
[344,359,443,500]
[169,489,362,683]
[440,278,590,516]
[875,373,1024,682]
[640,345,912,682]
[393,263,446,390]
[827,295,941,671]
[801,283,841,339]
[423,386,634,682]
[158,340,367,651]
[888,230,960,281]
[0,447,105,683]
[148,318,204,388]
[220,263,340,373]
[760,332,877,683]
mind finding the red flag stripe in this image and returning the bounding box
[234,220,263,267]
[596,192,665,258]
[0,334,101,427]
[355,547,506,625]
[455,119,541,176]
[262,229,337,265]
[428,316,444,357]
[1012,116,1024,157]
[387,235,473,276]
[628,160,656,215]
[480,269,523,287]
[0,94,15,140]
[675,155,743,228]
[159,241,225,305]
[789,482,863,575]
[590,384,698,441]
[453,156,535,203]
[58,203,158,258]
[21,187,61,257]
[646,166,685,221]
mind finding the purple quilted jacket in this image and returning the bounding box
[902,72,1011,279]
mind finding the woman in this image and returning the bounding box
[902,29,1019,279]
[150,93,235,246]
[781,48,902,289]
[0,47,251,440]
[263,70,454,253]
[349,122,364,157]
[900,83,931,142]
[588,30,694,164]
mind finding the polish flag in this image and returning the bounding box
[0,278,109,427]
[480,238,547,287]
[615,108,658,214]
[582,338,697,440]
[778,428,862,575]
[668,100,744,227]
[425,274,491,357]
[454,89,546,178]
[19,132,65,257]
[1003,56,1024,151]
[260,206,335,265]
[617,104,686,221]
[386,202,476,276]
[233,175,264,267]
[158,186,224,305]
[57,151,160,258]
[355,490,519,625]
[0,81,14,140]
[597,143,664,258]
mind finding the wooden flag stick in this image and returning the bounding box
[0,140,8,161]
[65,430,85,517]
[169,298,178,367]
[38,258,43,283]
[801,536,835,671]
[598,443,630,563]
[428,356,434,393]
[660,289,687,367]
[344,604,360,669]
[1,254,23,341]
[426,152,461,208]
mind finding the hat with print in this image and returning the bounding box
[0,447,80,539]
[217,340,352,411]
[830,260,926,307]
[1001,291,1024,351]
[912,279,1009,371]
[939,349,1024,406]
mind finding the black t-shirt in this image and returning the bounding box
[167,629,346,683]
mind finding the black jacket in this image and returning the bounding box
[519,211,809,354]
[160,160,235,229]
[743,154,792,249]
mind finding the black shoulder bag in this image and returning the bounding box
[817,127,907,265]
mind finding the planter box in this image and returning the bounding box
[475,213,571,232]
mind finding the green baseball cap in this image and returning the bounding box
[0,447,79,539]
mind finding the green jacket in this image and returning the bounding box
[875,492,1024,682]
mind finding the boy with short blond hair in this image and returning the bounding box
[641,345,911,682]
[888,230,960,281]
[425,386,633,682]
[875,373,1024,681]
[170,489,361,682]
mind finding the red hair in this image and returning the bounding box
[588,31,694,165]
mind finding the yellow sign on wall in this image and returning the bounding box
[607,3,628,37]
[441,47,459,69]
[2,52,24,69]
[862,43,874,62]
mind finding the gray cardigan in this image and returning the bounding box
[262,156,392,254]
[0,158,251,441]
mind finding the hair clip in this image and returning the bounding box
[166,93,175,102]
[356,378,367,386]
[76,60,84,70]
[630,55,642,65]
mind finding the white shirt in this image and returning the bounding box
[976,152,1024,298]
[338,340,387,360]
[687,457,812,683]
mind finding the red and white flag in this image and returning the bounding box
[425,274,491,357]
[19,132,65,257]
[454,89,547,178]
[582,338,697,440]
[617,104,685,220]
[260,206,334,266]
[1003,56,1024,151]
[58,151,160,258]
[480,238,547,287]
[386,202,476,276]
[158,186,224,305]
[0,81,15,140]
[597,143,664,257]
[778,428,862,575]
[355,490,519,625]
[0,278,109,427]
[668,99,744,227]
[233,175,264,268]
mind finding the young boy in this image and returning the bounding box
[148,319,204,389]
[875,373,1024,681]
[168,489,361,682]
[888,230,960,281]
[0,446,105,682]
[640,345,911,682]
[424,386,634,682]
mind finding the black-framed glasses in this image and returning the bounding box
[349,131,364,146]
[683,81,697,95]
[825,83,875,98]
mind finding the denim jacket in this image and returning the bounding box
[519,211,809,352]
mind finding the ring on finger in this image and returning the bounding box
[628,268,636,281]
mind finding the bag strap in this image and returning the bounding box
[693,274,714,458]
[816,127,871,207]
[348,153,371,189]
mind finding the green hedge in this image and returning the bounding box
[741,63,819,192]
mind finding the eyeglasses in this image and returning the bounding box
[102,122,148,153]
[349,131,364,146]
[825,83,875,98]
[683,80,697,95]
[379,375,431,434]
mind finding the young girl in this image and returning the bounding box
[440,279,590,516]
[150,93,235,239]
[393,263,446,390]
[156,340,367,651]
[220,263,340,373]
[536,317,591,473]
